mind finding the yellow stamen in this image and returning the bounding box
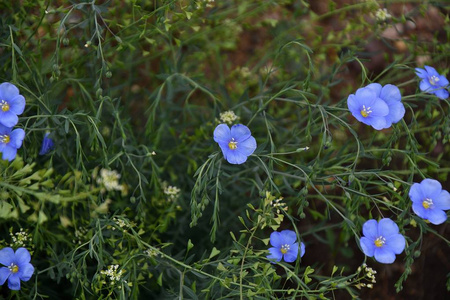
[11,265,19,273]
[360,105,372,118]
[281,248,287,254]
[1,135,10,144]
[1,100,9,112]
[422,198,433,209]
[228,139,237,150]
[374,236,386,248]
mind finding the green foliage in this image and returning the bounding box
[0,0,449,299]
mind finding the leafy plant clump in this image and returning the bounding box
[0,1,449,299]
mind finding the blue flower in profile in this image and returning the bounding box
[409,179,450,225]
[267,230,305,263]
[214,124,257,164]
[39,132,54,155]
[415,66,449,99]
[0,124,25,161]
[0,82,26,128]
[0,247,34,290]
[347,83,405,130]
[359,218,405,264]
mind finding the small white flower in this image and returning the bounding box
[164,185,181,201]
[219,110,239,125]
[375,8,392,22]
[97,169,123,192]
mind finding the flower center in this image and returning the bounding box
[8,263,19,274]
[360,105,372,118]
[374,236,386,248]
[280,244,290,254]
[422,198,433,209]
[1,100,10,112]
[0,134,10,144]
[429,75,439,86]
[228,138,238,150]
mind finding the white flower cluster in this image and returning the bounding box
[112,217,128,231]
[73,226,88,245]
[97,169,123,192]
[164,185,181,201]
[351,263,377,289]
[220,110,239,125]
[271,197,288,214]
[100,265,125,285]
[10,229,30,247]
[375,8,392,22]
[145,247,160,257]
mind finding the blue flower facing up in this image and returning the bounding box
[409,179,450,225]
[359,218,405,264]
[0,82,26,128]
[0,124,25,161]
[0,247,34,290]
[267,230,305,263]
[415,66,449,99]
[39,132,54,155]
[347,84,405,130]
[214,124,257,164]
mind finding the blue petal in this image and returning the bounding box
[368,98,389,117]
[362,219,378,240]
[409,183,424,204]
[364,83,382,96]
[380,84,401,103]
[360,236,375,257]
[213,124,231,145]
[347,94,360,113]
[438,75,449,86]
[434,88,449,100]
[0,267,10,285]
[225,148,249,164]
[2,146,17,161]
[354,88,377,105]
[300,242,305,258]
[385,101,405,125]
[10,128,25,149]
[424,66,439,77]
[434,190,450,210]
[283,242,299,263]
[0,111,19,127]
[269,231,282,247]
[419,80,432,92]
[17,263,34,281]
[425,208,447,225]
[280,230,297,245]
[369,116,387,130]
[8,273,21,290]
[237,136,256,157]
[385,234,405,254]
[267,247,282,263]
[39,134,54,155]
[0,82,20,100]
[415,68,428,79]
[14,248,31,265]
[0,247,15,266]
[377,218,399,238]
[419,179,442,199]
[412,202,429,220]
[230,124,251,143]
[9,95,26,115]
[374,247,396,264]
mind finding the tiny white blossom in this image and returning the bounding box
[97,169,123,192]
[219,110,239,125]
[101,265,125,284]
[164,185,181,201]
[375,8,392,22]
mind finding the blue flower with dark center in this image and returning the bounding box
[0,124,25,161]
[0,82,26,128]
[39,132,54,155]
[0,247,34,290]
[214,124,257,164]
[415,66,449,99]
[409,179,450,225]
[347,83,404,130]
[267,230,305,263]
[359,218,405,264]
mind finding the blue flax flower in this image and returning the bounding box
[267,230,305,263]
[359,218,405,264]
[0,124,25,161]
[0,247,34,290]
[39,132,54,155]
[214,124,257,164]
[0,82,26,128]
[409,179,450,225]
[347,83,405,130]
[415,66,449,99]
